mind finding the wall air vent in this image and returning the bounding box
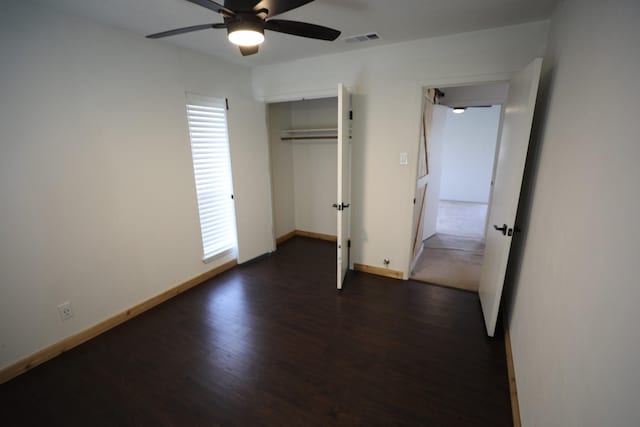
[344,32,381,43]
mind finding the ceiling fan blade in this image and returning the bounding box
[254,0,315,18]
[146,23,227,39]
[239,45,259,56]
[265,19,340,41]
[186,0,236,17]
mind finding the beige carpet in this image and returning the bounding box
[411,233,485,292]
[437,201,488,238]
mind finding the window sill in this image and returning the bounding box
[202,248,236,264]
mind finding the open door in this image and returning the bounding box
[410,91,432,269]
[411,89,443,271]
[479,58,543,336]
[336,84,351,289]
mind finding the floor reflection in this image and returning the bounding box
[202,276,255,382]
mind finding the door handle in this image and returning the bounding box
[332,203,350,210]
[493,224,508,235]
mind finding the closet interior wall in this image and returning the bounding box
[268,97,338,241]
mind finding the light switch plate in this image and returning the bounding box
[400,152,408,165]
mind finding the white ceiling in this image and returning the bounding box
[437,82,510,107]
[41,0,559,67]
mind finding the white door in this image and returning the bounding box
[479,58,543,336]
[410,90,433,270]
[337,84,351,289]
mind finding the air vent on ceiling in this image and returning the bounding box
[344,32,381,43]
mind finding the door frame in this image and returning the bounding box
[407,71,513,278]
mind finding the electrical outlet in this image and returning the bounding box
[57,302,73,321]
[383,258,390,267]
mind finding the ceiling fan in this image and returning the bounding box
[147,0,341,56]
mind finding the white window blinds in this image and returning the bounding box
[186,94,237,262]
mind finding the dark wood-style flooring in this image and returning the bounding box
[1,237,512,426]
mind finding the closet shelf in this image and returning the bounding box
[281,128,338,142]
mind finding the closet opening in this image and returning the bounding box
[267,97,340,244]
[266,84,352,290]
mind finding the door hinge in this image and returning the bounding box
[348,239,351,248]
[225,98,229,110]
[349,110,353,120]
[507,226,522,237]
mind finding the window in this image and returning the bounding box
[186,93,237,262]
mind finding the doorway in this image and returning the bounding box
[267,96,339,245]
[410,82,508,292]
[265,85,352,289]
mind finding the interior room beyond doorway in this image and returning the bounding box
[411,83,506,292]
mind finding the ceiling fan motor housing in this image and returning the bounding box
[227,13,265,37]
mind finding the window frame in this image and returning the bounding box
[185,92,238,263]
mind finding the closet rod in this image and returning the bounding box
[281,136,338,141]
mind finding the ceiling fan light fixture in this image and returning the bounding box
[228,29,265,46]
[227,18,265,46]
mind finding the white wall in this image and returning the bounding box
[0,0,272,370]
[253,21,549,277]
[268,102,295,238]
[439,106,501,203]
[268,98,338,238]
[291,98,338,236]
[507,0,640,426]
